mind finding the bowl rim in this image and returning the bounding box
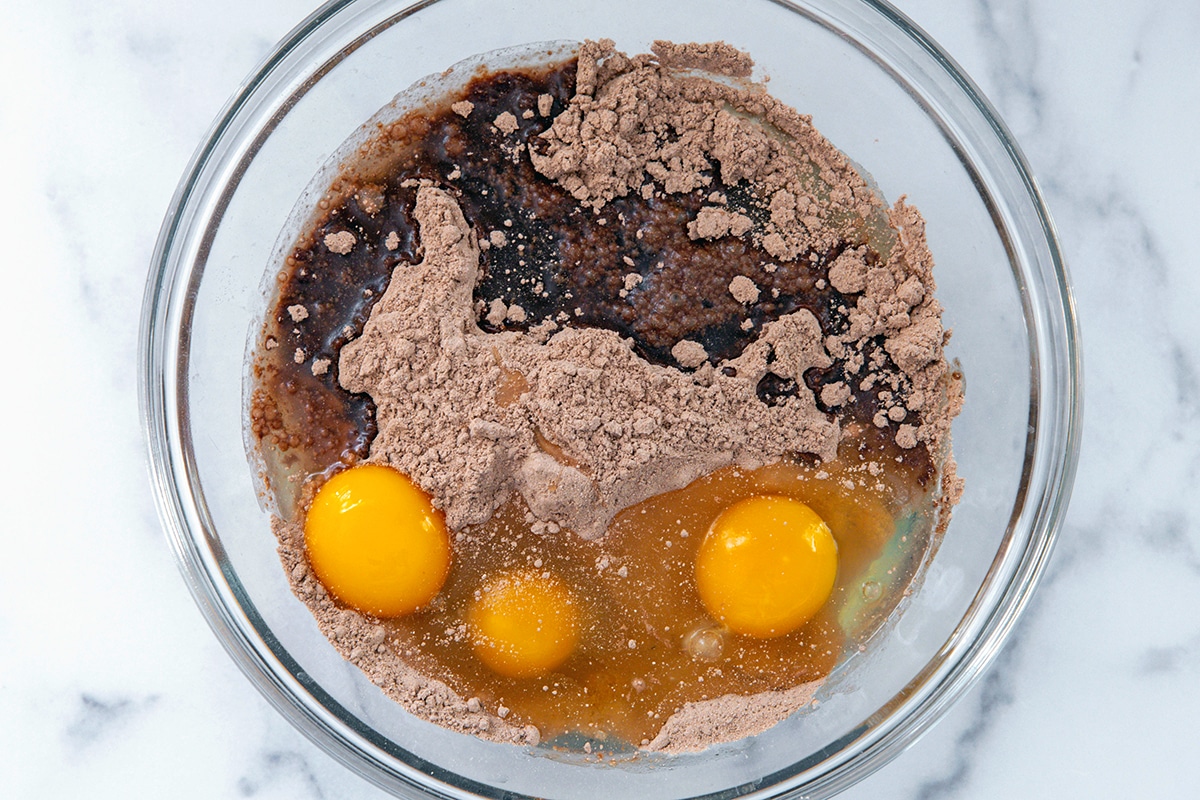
[139,0,1083,797]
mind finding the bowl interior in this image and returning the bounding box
[145,0,1076,798]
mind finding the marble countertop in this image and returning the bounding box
[3,0,1197,797]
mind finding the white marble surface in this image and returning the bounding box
[2,0,1197,797]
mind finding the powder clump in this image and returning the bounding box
[728,275,760,305]
[324,230,357,255]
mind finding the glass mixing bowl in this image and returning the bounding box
[140,0,1081,797]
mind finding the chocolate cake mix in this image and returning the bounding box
[250,40,962,753]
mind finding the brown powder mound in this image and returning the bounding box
[338,186,840,539]
[531,40,882,262]
[644,682,819,753]
[650,39,754,78]
[728,275,760,304]
[532,38,955,470]
[323,230,357,255]
[825,201,960,454]
[688,206,753,240]
[527,40,960,462]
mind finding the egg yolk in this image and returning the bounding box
[468,569,580,679]
[304,464,451,618]
[695,495,838,638]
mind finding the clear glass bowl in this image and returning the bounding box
[139,0,1081,797]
